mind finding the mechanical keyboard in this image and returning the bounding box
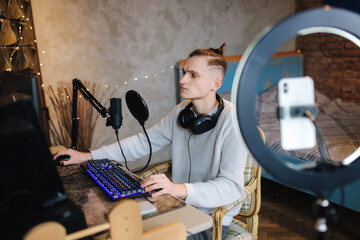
[85,159,148,200]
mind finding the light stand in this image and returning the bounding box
[315,199,330,240]
[282,106,338,239]
[311,166,337,240]
[70,78,110,149]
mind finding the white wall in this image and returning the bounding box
[31,0,295,168]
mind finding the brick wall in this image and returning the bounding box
[295,0,360,101]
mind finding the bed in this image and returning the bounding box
[177,51,360,212]
[257,86,360,163]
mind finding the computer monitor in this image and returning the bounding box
[0,71,45,133]
[0,99,68,239]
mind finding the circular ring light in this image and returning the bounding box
[232,6,360,197]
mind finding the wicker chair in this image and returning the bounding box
[24,199,186,240]
[213,157,262,240]
[140,127,265,240]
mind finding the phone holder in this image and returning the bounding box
[277,105,318,119]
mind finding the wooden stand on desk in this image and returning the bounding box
[24,199,187,240]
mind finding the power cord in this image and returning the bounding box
[305,110,333,165]
[306,110,345,240]
[115,124,152,174]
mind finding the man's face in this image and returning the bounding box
[179,56,219,100]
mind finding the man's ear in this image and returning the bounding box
[213,77,223,91]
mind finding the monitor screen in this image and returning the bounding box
[0,71,45,133]
[0,99,91,240]
[0,99,66,215]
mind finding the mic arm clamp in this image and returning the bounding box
[71,78,109,149]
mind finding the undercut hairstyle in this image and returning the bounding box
[188,42,227,77]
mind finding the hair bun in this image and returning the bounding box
[210,42,226,56]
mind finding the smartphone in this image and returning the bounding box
[278,77,316,150]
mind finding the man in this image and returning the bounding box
[54,43,247,239]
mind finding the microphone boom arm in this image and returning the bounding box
[73,78,108,117]
[71,78,108,149]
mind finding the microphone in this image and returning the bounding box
[107,98,122,134]
[125,90,149,126]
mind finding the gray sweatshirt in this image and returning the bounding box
[91,99,247,225]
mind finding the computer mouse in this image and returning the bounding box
[54,155,70,166]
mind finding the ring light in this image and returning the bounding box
[231,6,360,198]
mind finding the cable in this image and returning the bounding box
[306,110,345,240]
[115,125,152,174]
[116,133,129,169]
[187,134,194,182]
[305,110,332,165]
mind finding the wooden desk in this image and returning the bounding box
[56,163,212,236]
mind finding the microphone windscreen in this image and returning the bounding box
[125,90,149,126]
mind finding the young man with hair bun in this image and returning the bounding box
[54,43,247,239]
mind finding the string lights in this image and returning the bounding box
[38,41,176,93]
[2,2,178,94]
[40,63,175,94]
[0,0,37,73]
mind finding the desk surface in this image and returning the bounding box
[56,162,212,235]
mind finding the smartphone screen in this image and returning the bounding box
[278,77,316,150]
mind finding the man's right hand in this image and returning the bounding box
[53,148,92,166]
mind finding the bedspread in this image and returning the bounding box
[256,87,360,163]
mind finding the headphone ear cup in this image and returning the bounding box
[178,108,195,129]
[190,114,213,134]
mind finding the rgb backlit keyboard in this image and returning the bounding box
[86,159,148,200]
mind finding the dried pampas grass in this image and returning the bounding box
[46,81,115,151]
